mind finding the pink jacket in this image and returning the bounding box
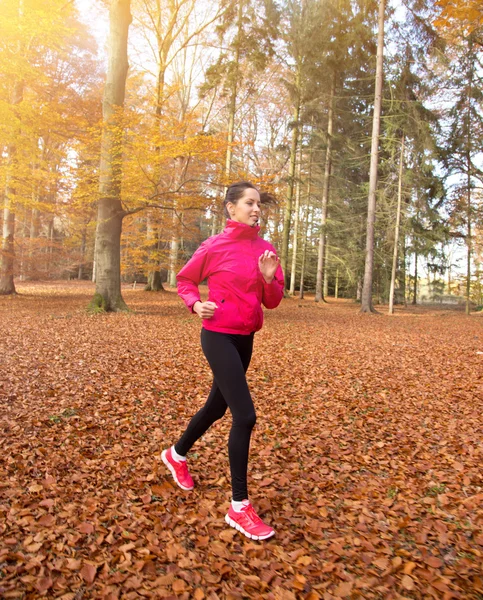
[177,220,284,335]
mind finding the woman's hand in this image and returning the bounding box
[193,301,218,319]
[258,250,279,284]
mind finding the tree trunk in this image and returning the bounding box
[356,277,362,302]
[360,0,385,313]
[388,135,404,315]
[78,229,87,280]
[168,237,179,286]
[466,162,472,314]
[225,0,242,184]
[146,269,163,291]
[465,42,474,315]
[92,234,97,282]
[335,268,339,299]
[315,75,335,302]
[0,1,24,296]
[323,243,329,298]
[289,145,302,295]
[144,210,164,291]
[412,249,418,305]
[402,237,407,305]
[299,207,309,300]
[299,163,313,300]
[168,206,179,287]
[211,211,218,236]
[28,206,41,280]
[281,73,301,280]
[91,0,131,312]
[146,0,170,290]
[0,201,16,295]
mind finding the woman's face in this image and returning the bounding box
[227,188,261,227]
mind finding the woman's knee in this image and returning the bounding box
[212,405,228,422]
[234,410,256,430]
[196,402,227,425]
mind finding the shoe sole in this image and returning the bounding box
[161,450,194,491]
[225,514,275,541]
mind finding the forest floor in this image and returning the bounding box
[1,281,482,600]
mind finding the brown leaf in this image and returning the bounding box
[80,563,97,583]
[373,557,389,570]
[38,514,55,526]
[39,499,54,508]
[401,575,415,590]
[425,556,443,568]
[403,561,417,574]
[334,581,353,597]
[28,483,44,493]
[219,529,237,542]
[296,555,312,566]
[35,577,53,592]
[78,522,94,535]
[25,542,43,553]
[172,579,186,593]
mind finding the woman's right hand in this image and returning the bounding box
[193,301,218,319]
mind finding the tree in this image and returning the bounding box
[0,7,23,294]
[440,34,483,313]
[360,0,385,313]
[130,0,228,290]
[0,0,96,292]
[388,135,404,314]
[314,77,335,302]
[91,0,132,312]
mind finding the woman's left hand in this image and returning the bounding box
[258,250,279,283]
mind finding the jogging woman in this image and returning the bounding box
[162,181,284,540]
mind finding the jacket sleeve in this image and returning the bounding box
[261,261,284,309]
[176,240,211,312]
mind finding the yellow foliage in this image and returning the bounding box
[434,0,483,37]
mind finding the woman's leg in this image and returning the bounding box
[175,329,253,460]
[175,381,228,456]
[199,329,255,502]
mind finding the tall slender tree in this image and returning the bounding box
[361,0,386,313]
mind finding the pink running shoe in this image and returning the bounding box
[225,500,275,540]
[161,447,194,491]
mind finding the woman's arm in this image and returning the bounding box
[259,250,284,309]
[176,241,211,312]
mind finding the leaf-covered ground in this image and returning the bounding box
[1,282,482,600]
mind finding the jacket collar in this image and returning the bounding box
[224,219,260,239]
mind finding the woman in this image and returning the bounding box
[162,181,284,540]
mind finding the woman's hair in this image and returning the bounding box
[223,181,258,218]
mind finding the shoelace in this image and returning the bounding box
[178,462,190,476]
[242,504,264,525]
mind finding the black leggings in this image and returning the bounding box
[175,328,256,501]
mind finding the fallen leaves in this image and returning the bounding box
[401,574,415,590]
[1,283,482,598]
